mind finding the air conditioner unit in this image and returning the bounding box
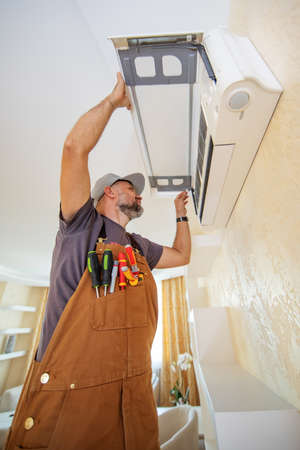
[109,28,282,227]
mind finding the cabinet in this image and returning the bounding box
[190,307,300,450]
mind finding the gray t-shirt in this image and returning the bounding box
[36,197,163,361]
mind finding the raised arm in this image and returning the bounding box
[60,73,131,222]
[155,191,191,268]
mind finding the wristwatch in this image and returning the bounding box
[176,216,188,223]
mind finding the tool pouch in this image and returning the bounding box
[89,283,148,330]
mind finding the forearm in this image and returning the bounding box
[64,97,114,156]
[155,192,191,269]
[172,220,191,265]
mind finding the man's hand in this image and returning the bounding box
[107,72,131,110]
[174,191,189,217]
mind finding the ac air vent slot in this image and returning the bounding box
[198,108,207,176]
[199,137,214,221]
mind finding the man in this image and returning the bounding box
[5,73,191,450]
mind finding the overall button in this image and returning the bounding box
[40,373,50,384]
[24,417,34,430]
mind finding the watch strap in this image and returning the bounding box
[176,216,188,223]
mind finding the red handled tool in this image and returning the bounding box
[125,244,143,281]
[118,252,127,290]
[121,265,138,286]
[125,245,139,277]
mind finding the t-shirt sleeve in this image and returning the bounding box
[131,233,163,270]
[59,197,98,235]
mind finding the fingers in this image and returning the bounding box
[125,88,132,110]
[110,72,132,110]
[174,191,189,217]
[176,190,188,196]
[116,72,124,85]
[176,191,189,201]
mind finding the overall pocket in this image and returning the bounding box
[90,283,148,331]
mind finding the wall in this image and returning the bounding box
[206,0,300,408]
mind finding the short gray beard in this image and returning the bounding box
[119,202,144,220]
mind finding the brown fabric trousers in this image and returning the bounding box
[5,242,160,450]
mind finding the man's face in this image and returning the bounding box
[112,181,143,220]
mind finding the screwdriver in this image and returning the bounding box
[125,245,139,277]
[118,252,127,290]
[101,249,113,296]
[87,251,101,298]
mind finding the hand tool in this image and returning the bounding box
[121,265,138,286]
[109,260,119,294]
[125,244,144,281]
[118,252,127,290]
[87,251,101,298]
[101,249,113,296]
[125,244,139,276]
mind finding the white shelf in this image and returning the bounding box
[191,307,300,450]
[0,328,32,335]
[0,305,36,312]
[0,351,27,361]
[201,363,293,412]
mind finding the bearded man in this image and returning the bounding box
[5,73,191,450]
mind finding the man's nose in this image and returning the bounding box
[135,195,142,201]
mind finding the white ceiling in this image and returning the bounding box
[0,0,229,286]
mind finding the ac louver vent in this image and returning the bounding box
[199,137,213,221]
[193,107,208,216]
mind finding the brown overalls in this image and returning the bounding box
[5,241,160,450]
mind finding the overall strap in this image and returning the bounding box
[98,217,144,256]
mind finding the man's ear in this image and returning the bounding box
[103,186,116,199]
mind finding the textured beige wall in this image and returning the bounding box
[207,0,300,408]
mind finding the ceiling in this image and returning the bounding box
[0,0,229,286]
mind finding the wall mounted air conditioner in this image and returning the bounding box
[110,28,282,227]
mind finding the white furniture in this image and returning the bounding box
[0,385,23,450]
[0,351,27,361]
[158,406,204,437]
[0,385,22,413]
[190,307,300,450]
[158,405,199,450]
[0,411,14,450]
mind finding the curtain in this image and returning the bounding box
[160,276,199,406]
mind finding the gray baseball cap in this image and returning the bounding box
[91,173,145,207]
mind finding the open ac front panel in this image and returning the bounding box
[109,29,282,227]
